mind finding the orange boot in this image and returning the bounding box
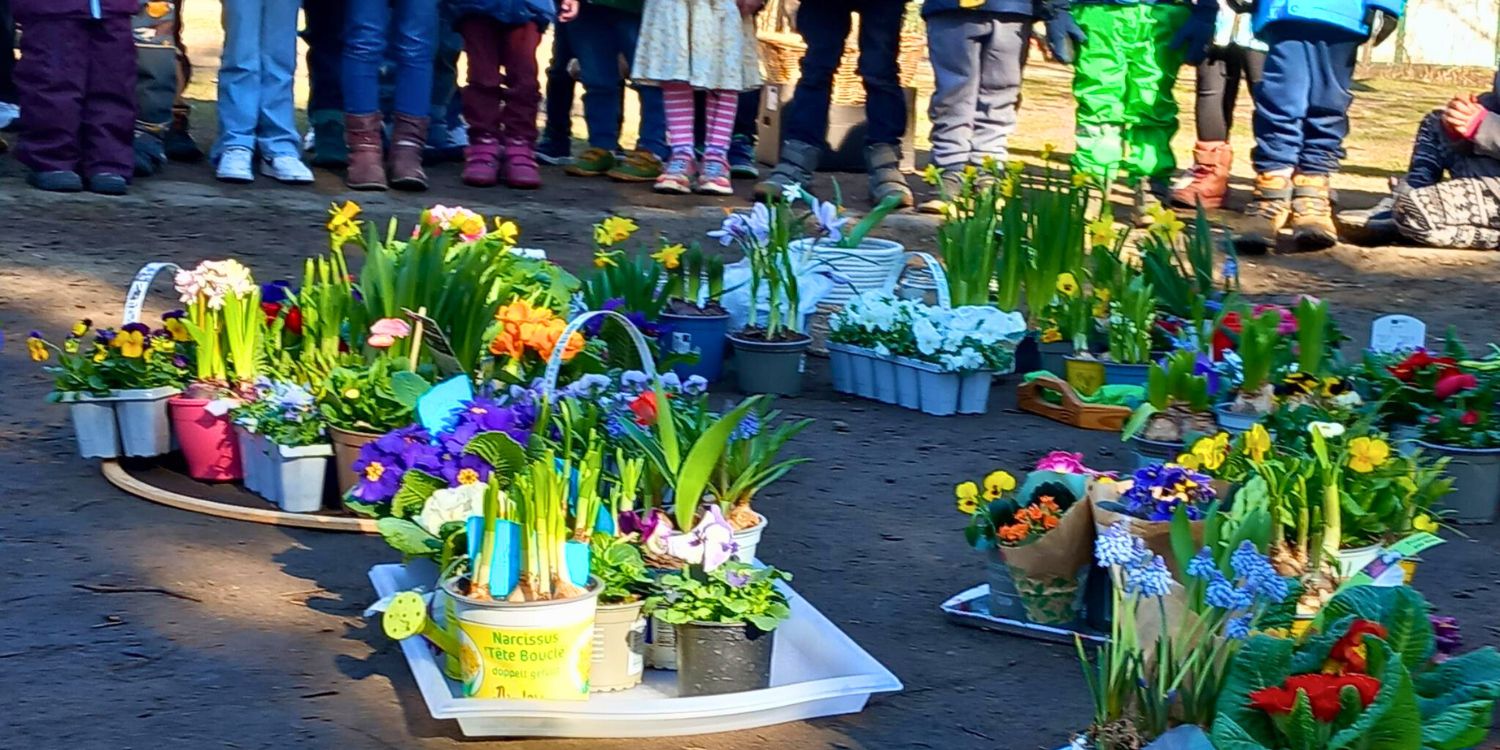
[1170,141,1233,209]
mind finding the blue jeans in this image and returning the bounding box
[783,0,908,148]
[562,2,665,157]
[1251,22,1362,175]
[214,0,303,159]
[343,0,438,117]
[302,0,346,112]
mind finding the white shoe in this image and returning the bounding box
[303,128,316,153]
[216,147,255,183]
[261,154,314,184]
[0,102,18,129]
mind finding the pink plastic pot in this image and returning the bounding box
[168,396,243,481]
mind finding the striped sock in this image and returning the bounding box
[703,90,737,158]
[662,82,696,158]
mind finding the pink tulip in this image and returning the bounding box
[368,333,395,349]
[370,318,411,338]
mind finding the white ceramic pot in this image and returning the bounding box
[733,513,768,563]
[112,386,178,457]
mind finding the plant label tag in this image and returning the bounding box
[1369,314,1425,354]
[122,261,182,324]
[417,375,474,434]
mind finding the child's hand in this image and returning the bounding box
[559,0,579,22]
[1444,96,1486,139]
[737,0,765,17]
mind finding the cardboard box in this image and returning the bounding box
[754,82,918,173]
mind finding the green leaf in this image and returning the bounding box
[1210,714,1275,750]
[1328,644,1422,750]
[464,432,529,483]
[1414,648,1500,714]
[390,370,431,408]
[392,469,445,519]
[1321,586,1434,673]
[1213,635,1296,745]
[376,517,441,558]
[1418,699,1493,750]
[1121,402,1160,442]
[673,397,759,530]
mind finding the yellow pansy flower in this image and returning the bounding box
[114,329,146,359]
[983,470,1016,500]
[63,338,79,355]
[27,335,49,362]
[652,243,686,270]
[1245,423,1271,464]
[1056,272,1079,298]
[955,481,980,514]
[93,348,108,363]
[1176,453,1202,471]
[1191,433,1231,472]
[70,319,91,337]
[1347,436,1391,473]
[1413,513,1439,533]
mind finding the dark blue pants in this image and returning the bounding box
[560,2,665,157]
[783,0,908,149]
[342,0,438,116]
[1251,22,1362,175]
[303,0,346,112]
[0,0,16,104]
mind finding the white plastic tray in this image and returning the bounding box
[368,563,902,738]
[941,584,1108,645]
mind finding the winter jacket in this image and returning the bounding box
[1471,72,1500,162]
[14,0,141,20]
[588,0,645,13]
[1253,0,1402,36]
[445,0,555,26]
[921,0,1047,19]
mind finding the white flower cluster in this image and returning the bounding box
[830,291,1026,372]
[175,259,256,310]
[415,482,489,536]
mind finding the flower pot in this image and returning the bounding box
[1101,360,1151,388]
[1213,403,1262,436]
[1391,423,1421,457]
[659,311,731,383]
[234,426,269,497]
[590,600,647,692]
[915,361,961,416]
[985,548,1029,621]
[1127,435,1182,470]
[329,425,382,497]
[58,392,121,459]
[826,342,856,394]
[1063,356,1106,397]
[273,442,333,513]
[168,396,243,481]
[1037,341,1074,377]
[892,356,922,409]
[113,386,177,457]
[849,347,876,398]
[958,372,995,414]
[729,332,810,397]
[793,236,906,308]
[442,576,601,700]
[646,613,678,671]
[675,620,776,697]
[1417,440,1500,524]
[871,356,898,404]
[732,513,767,563]
[1335,543,1383,578]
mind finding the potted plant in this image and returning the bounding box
[708,400,812,561]
[588,533,654,692]
[1413,369,1500,523]
[1099,272,1157,387]
[648,553,793,697]
[1214,304,1290,433]
[933,165,1004,308]
[791,185,906,309]
[713,195,814,396]
[32,317,186,459]
[996,161,1091,372]
[170,259,263,481]
[1037,271,1094,377]
[321,354,429,496]
[657,244,732,383]
[1090,462,1218,579]
[1123,349,1218,468]
[235,380,332,512]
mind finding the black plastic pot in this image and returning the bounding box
[729,332,810,396]
[675,621,775,697]
[1013,331,1041,375]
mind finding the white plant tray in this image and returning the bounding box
[941,584,1108,645]
[368,563,902,738]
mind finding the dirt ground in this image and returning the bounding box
[4,10,1500,750]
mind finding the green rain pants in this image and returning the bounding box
[1070,3,1190,189]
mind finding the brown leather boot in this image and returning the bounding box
[389,113,430,191]
[344,112,387,191]
[1234,172,1293,253]
[1290,173,1338,251]
[1170,141,1232,209]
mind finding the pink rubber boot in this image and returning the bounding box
[502,139,541,190]
[462,141,501,187]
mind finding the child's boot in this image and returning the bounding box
[87,173,129,196]
[462,139,501,187]
[28,170,84,193]
[753,139,819,201]
[309,109,348,167]
[389,113,431,191]
[1235,172,1294,252]
[1290,173,1338,250]
[1171,141,1232,209]
[164,111,205,163]
[865,143,914,208]
[345,112,388,191]
[655,151,697,194]
[502,138,542,190]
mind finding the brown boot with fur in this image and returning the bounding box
[1170,141,1232,209]
[389,113,430,191]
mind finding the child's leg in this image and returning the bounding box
[1194,52,1231,142]
[662,82,696,157]
[540,23,576,154]
[256,0,303,158]
[342,0,390,116]
[1405,110,1456,189]
[925,13,984,171]
[497,21,544,188]
[458,16,504,145]
[1295,32,1360,178]
[1121,4,1188,188]
[571,3,628,153]
[702,90,738,158]
[1251,27,1315,178]
[971,17,1029,165]
[1394,178,1500,249]
[14,17,88,177]
[1069,5,1131,189]
[80,15,138,180]
[215,0,266,159]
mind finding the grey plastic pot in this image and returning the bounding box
[871,356,898,404]
[675,620,776,697]
[1418,440,1500,524]
[826,342,856,394]
[986,547,1028,621]
[849,348,876,398]
[1213,403,1261,436]
[1037,341,1074,377]
[1129,435,1183,469]
[235,427,268,497]
[58,392,121,459]
[112,386,177,457]
[958,372,995,414]
[729,332,810,396]
[892,356,923,409]
[273,442,333,513]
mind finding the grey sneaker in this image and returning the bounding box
[866,143,913,208]
[753,139,819,202]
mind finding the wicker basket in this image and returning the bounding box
[757,27,928,106]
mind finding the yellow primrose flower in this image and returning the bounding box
[1041,327,1063,344]
[1347,436,1391,473]
[983,470,1016,500]
[955,481,980,514]
[489,219,520,245]
[27,335,49,362]
[652,243,686,270]
[1176,453,1202,471]
[921,164,942,186]
[1087,215,1118,248]
[1191,433,1231,472]
[1245,423,1271,464]
[1413,513,1439,533]
[593,250,619,269]
[1056,272,1079,297]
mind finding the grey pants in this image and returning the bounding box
[1393,110,1500,249]
[925,12,1031,169]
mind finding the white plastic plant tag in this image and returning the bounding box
[122,262,182,324]
[509,247,547,260]
[1369,314,1425,353]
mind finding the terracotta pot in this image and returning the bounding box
[329,425,381,496]
[168,396,243,481]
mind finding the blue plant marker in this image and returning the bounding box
[595,505,615,535]
[417,375,475,435]
[465,516,484,564]
[564,540,592,588]
[488,520,522,596]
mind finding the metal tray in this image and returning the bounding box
[940,584,1108,645]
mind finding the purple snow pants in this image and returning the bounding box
[15,15,137,177]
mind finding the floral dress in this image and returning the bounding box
[632,0,763,91]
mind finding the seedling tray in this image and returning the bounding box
[369,563,902,738]
[941,584,1108,645]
